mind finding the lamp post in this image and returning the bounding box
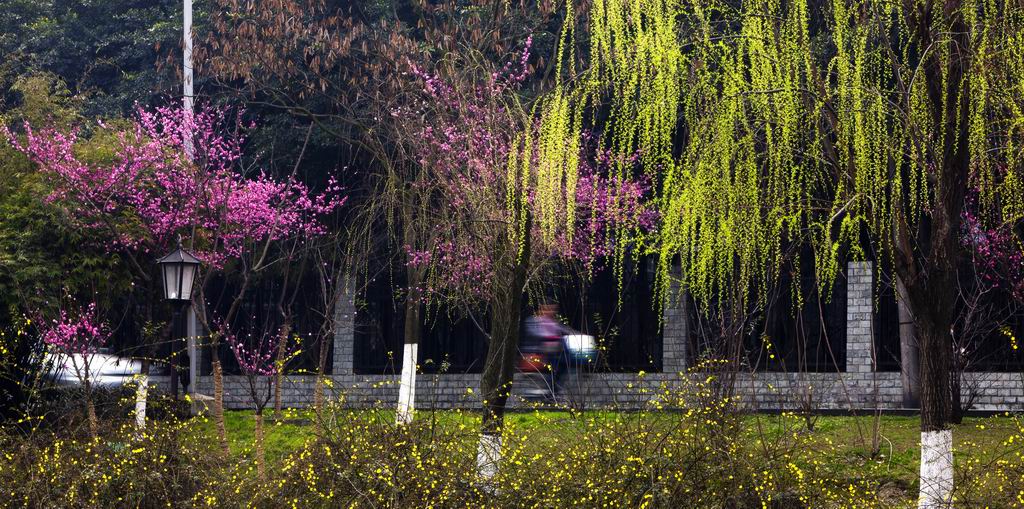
[158,245,200,399]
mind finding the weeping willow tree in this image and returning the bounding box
[530,0,1024,506]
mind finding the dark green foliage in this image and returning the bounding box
[0,76,131,418]
[0,0,182,118]
[0,75,130,320]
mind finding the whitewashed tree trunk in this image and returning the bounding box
[395,342,417,425]
[476,432,502,482]
[134,374,149,430]
[918,429,953,508]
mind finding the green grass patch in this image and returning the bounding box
[207,408,1021,493]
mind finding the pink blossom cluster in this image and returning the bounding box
[490,35,533,92]
[560,147,659,267]
[405,240,494,301]
[404,246,432,267]
[4,105,344,269]
[961,194,1024,302]
[220,322,294,377]
[38,302,109,356]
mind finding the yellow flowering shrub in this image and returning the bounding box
[1,373,1022,508]
[0,408,220,507]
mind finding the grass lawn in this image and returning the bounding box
[201,408,1021,496]
[797,415,1020,491]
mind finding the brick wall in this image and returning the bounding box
[196,262,1024,412]
[194,369,1024,411]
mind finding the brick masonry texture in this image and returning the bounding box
[196,263,1024,412]
[661,267,689,374]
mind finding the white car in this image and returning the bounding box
[44,349,148,388]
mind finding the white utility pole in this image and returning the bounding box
[183,0,199,399]
[183,0,194,159]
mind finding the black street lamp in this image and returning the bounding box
[158,245,201,400]
[157,246,201,302]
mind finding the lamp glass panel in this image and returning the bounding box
[163,264,182,300]
[179,263,196,301]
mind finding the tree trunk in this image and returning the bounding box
[212,357,230,456]
[912,306,956,508]
[254,411,266,482]
[209,272,252,455]
[899,228,961,509]
[950,346,965,424]
[897,277,921,409]
[916,314,953,426]
[84,379,98,439]
[919,426,954,509]
[897,1,970,503]
[477,247,529,481]
[476,431,502,484]
[396,267,424,425]
[86,399,98,439]
[313,323,332,430]
[135,360,149,431]
[313,374,325,414]
[135,299,159,433]
[273,319,292,417]
[480,291,523,434]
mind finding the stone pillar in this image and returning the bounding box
[845,261,875,373]
[332,282,356,375]
[662,268,689,373]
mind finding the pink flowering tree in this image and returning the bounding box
[221,321,296,480]
[952,189,1024,420]
[402,38,655,471]
[5,106,340,269]
[4,104,343,446]
[36,301,110,438]
[961,195,1024,303]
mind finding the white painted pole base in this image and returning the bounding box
[918,429,953,509]
[476,432,502,483]
[134,374,149,430]
[395,343,417,425]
